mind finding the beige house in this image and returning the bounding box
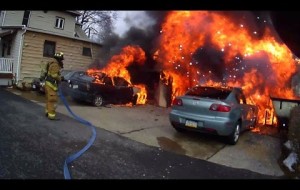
[0,10,102,87]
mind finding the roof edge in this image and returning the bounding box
[65,11,81,17]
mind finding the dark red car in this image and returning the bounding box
[68,72,140,107]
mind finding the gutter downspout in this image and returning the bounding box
[16,25,26,85]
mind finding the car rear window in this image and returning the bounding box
[61,70,73,76]
[64,71,81,80]
[186,86,231,100]
[80,75,94,82]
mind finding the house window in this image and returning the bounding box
[82,47,92,57]
[43,40,56,57]
[22,10,30,26]
[55,17,65,29]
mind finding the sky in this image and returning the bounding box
[112,11,156,37]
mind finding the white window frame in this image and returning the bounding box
[55,17,65,29]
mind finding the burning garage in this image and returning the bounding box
[85,11,300,132]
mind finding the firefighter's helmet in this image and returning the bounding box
[54,52,64,61]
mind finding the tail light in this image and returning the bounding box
[172,98,183,106]
[209,103,231,112]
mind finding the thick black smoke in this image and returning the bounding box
[191,11,273,83]
[95,11,168,69]
[219,11,270,40]
[192,45,226,82]
[96,11,280,67]
[94,11,291,86]
[270,11,300,58]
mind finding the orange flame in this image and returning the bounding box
[102,45,146,81]
[135,84,147,104]
[155,11,298,125]
[87,45,148,105]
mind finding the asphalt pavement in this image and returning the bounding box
[0,87,282,179]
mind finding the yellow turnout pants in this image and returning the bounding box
[45,84,58,119]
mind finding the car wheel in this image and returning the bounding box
[93,95,104,107]
[227,122,240,145]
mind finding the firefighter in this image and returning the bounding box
[44,52,65,120]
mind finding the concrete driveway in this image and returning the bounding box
[6,88,285,177]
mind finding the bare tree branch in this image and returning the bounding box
[76,11,118,42]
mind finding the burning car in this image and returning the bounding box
[68,72,141,107]
[169,85,258,145]
[31,70,82,94]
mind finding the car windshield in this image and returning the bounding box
[186,86,231,100]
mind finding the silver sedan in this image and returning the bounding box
[169,86,258,145]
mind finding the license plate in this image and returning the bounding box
[32,85,36,88]
[73,85,78,89]
[185,120,197,128]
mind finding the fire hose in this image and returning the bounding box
[58,85,97,179]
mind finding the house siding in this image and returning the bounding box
[20,31,102,80]
[1,11,76,38]
[1,11,24,26]
[28,11,76,38]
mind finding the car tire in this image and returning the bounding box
[93,95,104,107]
[227,122,240,145]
